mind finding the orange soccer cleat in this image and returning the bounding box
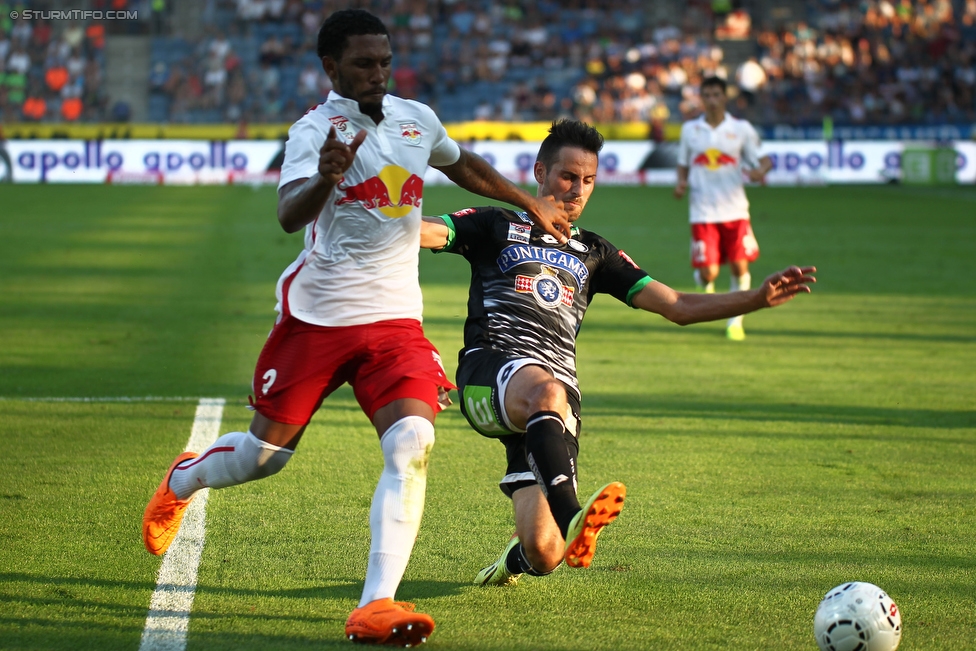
[142,451,198,555]
[345,598,435,647]
[564,481,626,568]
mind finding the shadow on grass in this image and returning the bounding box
[577,321,976,345]
[0,572,463,601]
[0,572,469,650]
[584,396,976,431]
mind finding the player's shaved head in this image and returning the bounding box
[536,119,605,171]
[317,9,390,61]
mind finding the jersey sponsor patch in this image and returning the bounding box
[498,244,589,288]
[515,270,574,309]
[329,115,349,133]
[452,207,477,217]
[399,122,423,145]
[507,223,531,243]
[567,239,588,252]
[514,211,532,224]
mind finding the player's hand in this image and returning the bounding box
[747,168,767,183]
[760,266,816,307]
[526,195,571,243]
[318,126,366,184]
[673,180,688,199]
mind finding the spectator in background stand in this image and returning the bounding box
[393,62,418,100]
[61,21,85,49]
[23,93,46,121]
[6,44,30,75]
[717,8,751,40]
[298,61,321,102]
[736,56,766,104]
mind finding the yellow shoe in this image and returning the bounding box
[345,598,434,646]
[726,324,746,341]
[143,451,198,555]
[564,481,626,568]
[475,534,522,586]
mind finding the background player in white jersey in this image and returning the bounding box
[142,10,570,648]
[419,120,815,587]
[674,76,773,341]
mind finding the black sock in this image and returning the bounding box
[504,541,552,577]
[524,410,581,538]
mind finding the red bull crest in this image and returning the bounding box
[692,148,738,170]
[399,122,423,145]
[335,164,423,218]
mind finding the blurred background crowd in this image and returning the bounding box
[1,0,974,128]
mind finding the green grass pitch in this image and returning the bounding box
[0,182,974,650]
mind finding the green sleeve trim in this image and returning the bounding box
[432,214,457,253]
[626,276,653,307]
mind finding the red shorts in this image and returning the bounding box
[250,316,455,425]
[690,220,760,268]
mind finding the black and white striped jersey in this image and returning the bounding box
[437,206,652,398]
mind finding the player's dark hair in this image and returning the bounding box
[701,76,728,94]
[536,119,605,169]
[316,9,390,60]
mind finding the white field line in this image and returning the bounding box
[139,398,225,651]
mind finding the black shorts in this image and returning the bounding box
[456,347,581,498]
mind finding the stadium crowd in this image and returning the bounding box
[0,11,110,122]
[148,0,976,127]
[3,0,975,126]
[745,0,976,125]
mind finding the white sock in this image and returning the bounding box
[169,431,293,500]
[727,272,751,328]
[359,416,435,607]
[694,269,715,293]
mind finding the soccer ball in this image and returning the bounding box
[813,582,902,651]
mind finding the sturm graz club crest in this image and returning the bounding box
[514,266,574,310]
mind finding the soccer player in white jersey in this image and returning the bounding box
[141,9,570,648]
[674,76,773,341]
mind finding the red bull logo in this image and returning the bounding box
[335,164,423,218]
[399,122,423,145]
[692,148,738,170]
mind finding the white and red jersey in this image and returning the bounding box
[275,91,461,327]
[677,113,762,224]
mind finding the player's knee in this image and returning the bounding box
[528,379,568,416]
[243,431,293,480]
[380,415,436,477]
[521,535,564,573]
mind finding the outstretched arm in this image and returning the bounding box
[632,266,816,325]
[433,148,571,242]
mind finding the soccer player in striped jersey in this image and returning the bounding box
[421,119,813,585]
